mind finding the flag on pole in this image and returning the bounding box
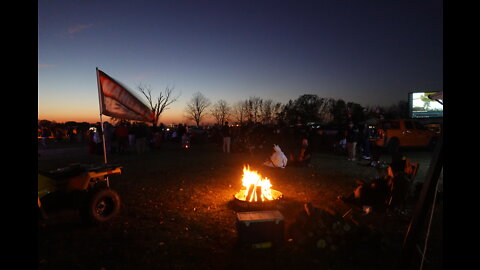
[97,69,154,122]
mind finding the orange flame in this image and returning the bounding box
[240,165,274,202]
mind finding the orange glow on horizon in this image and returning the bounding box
[38,112,216,125]
[38,102,218,125]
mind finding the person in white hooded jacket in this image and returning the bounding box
[263,144,288,168]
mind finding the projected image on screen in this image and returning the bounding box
[410,92,443,118]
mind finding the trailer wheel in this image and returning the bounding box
[80,188,120,224]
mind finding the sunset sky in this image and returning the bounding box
[38,0,443,124]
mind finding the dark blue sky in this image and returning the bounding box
[38,0,443,123]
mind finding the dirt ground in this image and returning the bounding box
[38,141,443,270]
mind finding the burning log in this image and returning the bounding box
[246,184,256,202]
[234,166,283,204]
[255,186,262,202]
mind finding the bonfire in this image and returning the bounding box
[234,165,283,203]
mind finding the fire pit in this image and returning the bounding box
[233,166,283,210]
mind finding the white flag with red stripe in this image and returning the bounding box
[97,69,154,122]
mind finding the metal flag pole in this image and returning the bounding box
[96,67,108,164]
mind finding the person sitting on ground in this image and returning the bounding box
[289,138,312,167]
[263,144,288,168]
[338,175,391,212]
[338,162,408,212]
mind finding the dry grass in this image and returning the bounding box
[38,142,440,270]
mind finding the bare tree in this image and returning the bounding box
[246,96,263,123]
[260,99,282,124]
[185,92,211,126]
[137,83,179,127]
[210,99,231,125]
[232,100,248,125]
[272,102,283,123]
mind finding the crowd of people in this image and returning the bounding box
[86,121,170,156]
[39,120,385,167]
[208,121,375,168]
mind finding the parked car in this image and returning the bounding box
[372,119,438,150]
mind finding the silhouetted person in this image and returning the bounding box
[115,122,129,154]
[175,124,186,144]
[221,121,231,153]
[338,162,409,213]
[128,124,136,150]
[152,126,163,149]
[360,123,371,160]
[103,122,114,155]
[87,127,96,154]
[289,138,312,167]
[94,123,103,155]
[345,122,359,161]
[134,123,148,154]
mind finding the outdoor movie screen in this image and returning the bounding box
[409,91,443,118]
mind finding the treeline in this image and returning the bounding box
[39,93,409,130]
[206,94,409,127]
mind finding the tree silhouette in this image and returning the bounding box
[279,94,324,125]
[210,99,231,125]
[260,99,282,124]
[137,83,179,127]
[232,100,249,124]
[185,92,211,126]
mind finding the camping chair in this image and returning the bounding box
[404,159,420,201]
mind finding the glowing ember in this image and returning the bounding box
[234,166,283,202]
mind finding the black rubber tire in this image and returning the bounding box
[80,188,120,224]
